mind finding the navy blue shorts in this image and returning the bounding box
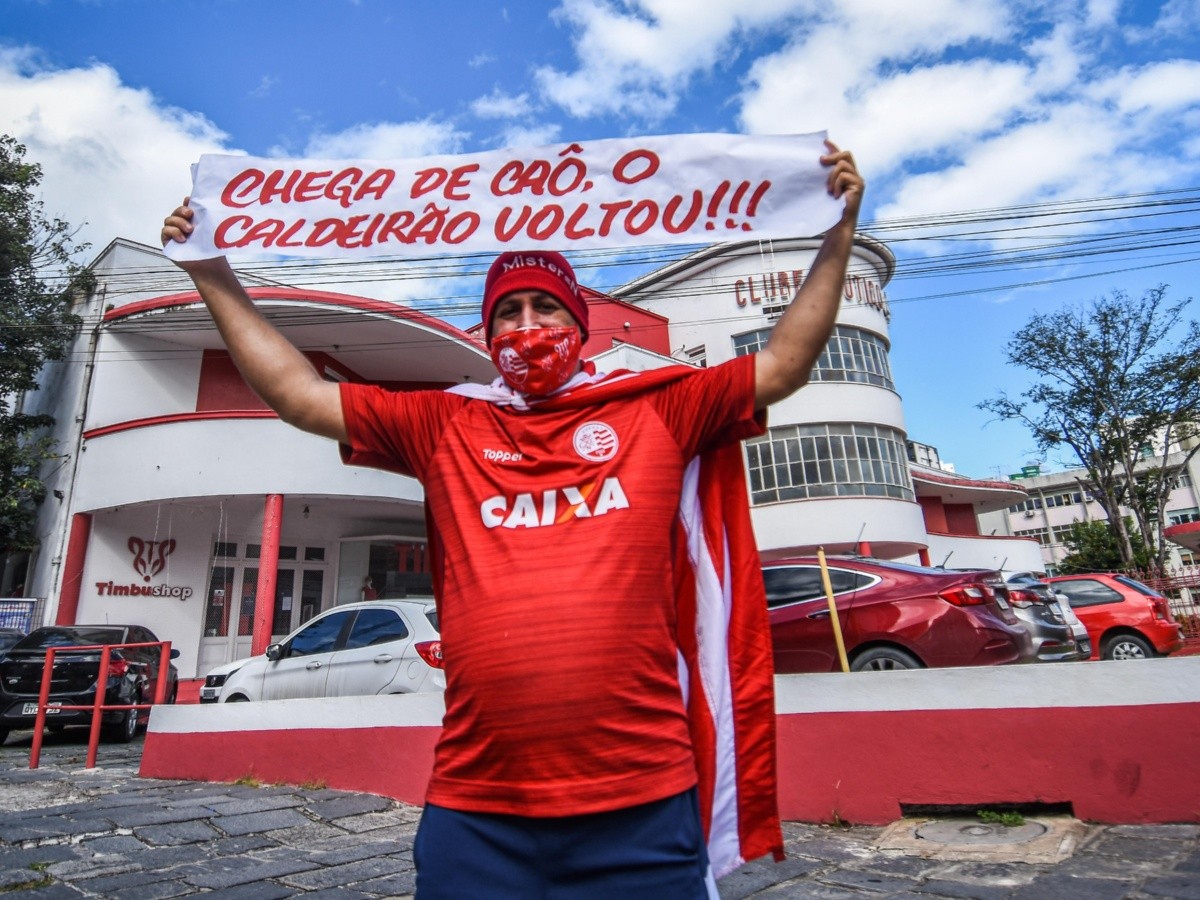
[413,788,716,899]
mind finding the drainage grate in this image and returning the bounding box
[915,819,1048,846]
[876,815,1090,863]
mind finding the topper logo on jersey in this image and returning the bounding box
[573,421,618,462]
[480,477,629,529]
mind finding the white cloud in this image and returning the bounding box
[297,120,468,160]
[249,75,279,99]
[535,0,804,119]
[1092,59,1200,114]
[471,89,535,119]
[491,123,563,149]
[1149,0,1200,36]
[0,47,232,253]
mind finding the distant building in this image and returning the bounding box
[979,447,1200,572]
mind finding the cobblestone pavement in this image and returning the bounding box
[0,728,1197,898]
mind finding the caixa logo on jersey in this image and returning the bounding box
[93,537,194,601]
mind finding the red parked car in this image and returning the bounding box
[763,557,1032,672]
[1045,573,1184,660]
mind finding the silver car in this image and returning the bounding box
[200,599,444,703]
[1004,575,1090,661]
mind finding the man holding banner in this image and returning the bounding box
[163,136,862,899]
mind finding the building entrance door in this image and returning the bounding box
[198,555,327,675]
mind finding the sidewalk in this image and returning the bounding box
[0,729,1197,898]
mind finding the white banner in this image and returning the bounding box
[165,132,843,261]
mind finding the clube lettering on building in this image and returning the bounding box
[733,269,890,319]
[94,537,194,601]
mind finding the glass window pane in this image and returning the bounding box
[289,610,351,656]
[343,608,410,649]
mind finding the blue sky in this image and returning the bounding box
[3,0,1200,479]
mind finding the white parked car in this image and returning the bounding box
[200,599,444,703]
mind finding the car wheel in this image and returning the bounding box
[850,646,922,672]
[0,729,8,746]
[105,688,141,743]
[105,707,138,743]
[225,694,250,702]
[1102,633,1154,660]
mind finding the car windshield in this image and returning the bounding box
[13,627,127,651]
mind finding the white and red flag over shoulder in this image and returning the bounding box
[165,132,843,262]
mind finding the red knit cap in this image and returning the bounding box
[482,251,588,345]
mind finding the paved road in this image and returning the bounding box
[0,728,1197,898]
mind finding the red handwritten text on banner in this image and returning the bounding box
[165,132,843,261]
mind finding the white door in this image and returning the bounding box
[324,607,413,697]
[259,607,352,700]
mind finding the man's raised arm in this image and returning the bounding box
[754,142,864,410]
[161,202,348,443]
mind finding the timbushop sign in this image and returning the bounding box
[96,581,194,600]
[93,536,195,600]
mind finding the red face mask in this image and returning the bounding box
[489,327,582,396]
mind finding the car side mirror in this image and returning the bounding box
[170,648,181,660]
[266,643,283,662]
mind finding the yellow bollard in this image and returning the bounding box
[818,548,851,673]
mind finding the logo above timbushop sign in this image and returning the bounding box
[732,268,890,321]
[94,537,194,601]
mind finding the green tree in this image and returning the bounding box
[0,135,89,553]
[1056,519,1149,574]
[980,287,1200,575]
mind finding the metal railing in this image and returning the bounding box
[28,641,173,769]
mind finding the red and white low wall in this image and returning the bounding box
[142,658,1200,824]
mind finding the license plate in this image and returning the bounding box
[200,688,217,700]
[994,595,1010,610]
[22,702,61,715]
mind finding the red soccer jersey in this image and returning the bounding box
[339,355,761,816]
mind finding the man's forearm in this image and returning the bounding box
[754,215,856,407]
[183,259,347,440]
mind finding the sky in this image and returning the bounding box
[3,0,1200,480]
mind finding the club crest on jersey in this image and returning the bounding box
[480,477,629,529]
[573,421,618,462]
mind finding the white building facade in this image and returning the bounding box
[979,454,1200,572]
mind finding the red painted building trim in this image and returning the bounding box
[55,514,93,625]
[252,495,284,656]
[83,410,278,440]
[105,287,484,345]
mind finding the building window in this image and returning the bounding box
[732,325,894,390]
[810,326,894,389]
[732,330,769,357]
[1169,508,1200,526]
[1014,527,1051,546]
[745,423,914,504]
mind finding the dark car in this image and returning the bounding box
[0,628,25,656]
[764,557,1032,672]
[1046,573,1185,660]
[0,625,179,744]
[998,580,1087,662]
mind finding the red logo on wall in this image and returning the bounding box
[128,538,176,583]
